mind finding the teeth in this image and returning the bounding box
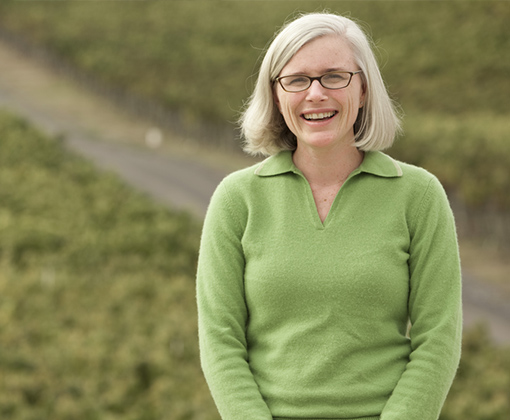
[303,112,335,120]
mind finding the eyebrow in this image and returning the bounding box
[324,67,347,73]
[284,67,350,76]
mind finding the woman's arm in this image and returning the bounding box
[380,176,463,420]
[196,181,272,420]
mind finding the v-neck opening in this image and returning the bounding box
[298,168,362,230]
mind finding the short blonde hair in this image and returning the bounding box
[240,12,402,156]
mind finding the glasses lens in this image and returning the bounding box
[279,72,353,92]
[279,76,310,92]
[321,72,351,89]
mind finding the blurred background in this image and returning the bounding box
[0,1,508,419]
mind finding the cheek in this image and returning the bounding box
[343,97,362,126]
[341,92,362,115]
[280,100,301,126]
[347,96,358,114]
[274,88,302,116]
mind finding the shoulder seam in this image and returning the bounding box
[414,177,437,226]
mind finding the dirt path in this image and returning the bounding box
[0,36,508,344]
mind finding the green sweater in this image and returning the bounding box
[196,151,462,420]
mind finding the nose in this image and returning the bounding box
[306,80,328,101]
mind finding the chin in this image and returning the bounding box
[299,133,346,150]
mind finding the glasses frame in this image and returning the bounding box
[275,70,363,93]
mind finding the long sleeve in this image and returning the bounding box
[380,176,462,420]
[196,182,272,420]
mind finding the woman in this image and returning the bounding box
[197,12,462,420]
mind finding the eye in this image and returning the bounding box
[284,76,309,87]
[321,72,351,88]
[323,73,348,83]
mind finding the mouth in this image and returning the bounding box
[302,111,338,121]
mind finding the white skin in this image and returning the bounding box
[273,34,366,222]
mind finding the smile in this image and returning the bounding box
[302,111,337,121]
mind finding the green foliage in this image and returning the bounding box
[391,113,510,209]
[0,110,509,419]
[0,1,508,121]
[0,110,216,419]
[0,1,508,210]
[441,325,510,420]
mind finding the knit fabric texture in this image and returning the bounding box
[196,151,462,420]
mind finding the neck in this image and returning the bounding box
[293,142,364,187]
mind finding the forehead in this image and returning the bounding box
[282,34,355,75]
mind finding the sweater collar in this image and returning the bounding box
[254,150,403,178]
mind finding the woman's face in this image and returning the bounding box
[274,35,365,152]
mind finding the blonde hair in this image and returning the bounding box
[240,12,402,156]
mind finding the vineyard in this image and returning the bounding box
[0,111,214,419]
[0,109,509,419]
[0,0,508,221]
[0,1,508,120]
[0,1,509,418]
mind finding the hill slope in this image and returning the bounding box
[0,110,216,419]
[0,0,508,220]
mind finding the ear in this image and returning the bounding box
[273,86,282,113]
[359,81,367,108]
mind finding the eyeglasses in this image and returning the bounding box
[275,71,362,93]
